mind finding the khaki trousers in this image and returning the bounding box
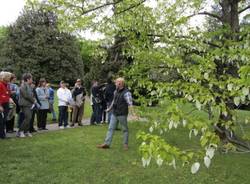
[72,105,84,125]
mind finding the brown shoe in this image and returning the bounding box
[124,144,128,151]
[97,144,110,149]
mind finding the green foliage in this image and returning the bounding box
[25,0,250,174]
[0,6,84,83]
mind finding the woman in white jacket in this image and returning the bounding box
[57,81,72,129]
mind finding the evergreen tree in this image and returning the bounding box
[0,6,84,83]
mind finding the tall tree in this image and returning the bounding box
[33,0,250,173]
[0,5,84,83]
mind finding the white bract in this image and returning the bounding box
[204,73,209,80]
[169,158,176,169]
[195,100,202,110]
[233,97,240,106]
[169,120,174,130]
[193,129,198,136]
[227,83,233,91]
[206,147,215,159]
[189,129,193,139]
[156,155,163,166]
[149,126,154,133]
[191,162,200,174]
[142,157,151,167]
[204,156,211,168]
[242,87,249,96]
[182,119,187,127]
[173,122,178,129]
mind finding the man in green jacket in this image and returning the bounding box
[18,73,35,138]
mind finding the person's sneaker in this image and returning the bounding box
[42,128,48,130]
[59,126,64,129]
[19,131,26,138]
[26,132,32,137]
[65,125,70,128]
[123,144,129,151]
[97,144,110,149]
[78,123,83,126]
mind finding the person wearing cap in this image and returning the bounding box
[36,78,49,130]
[71,79,86,127]
[97,77,134,150]
[57,81,72,129]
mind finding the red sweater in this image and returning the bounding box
[0,81,10,105]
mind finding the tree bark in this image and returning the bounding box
[221,0,240,32]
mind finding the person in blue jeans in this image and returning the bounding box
[104,77,116,124]
[46,83,56,121]
[90,80,104,125]
[97,77,134,150]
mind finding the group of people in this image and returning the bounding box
[1,71,134,150]
[0,72,87,138]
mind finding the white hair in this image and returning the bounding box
[0,71,12,82]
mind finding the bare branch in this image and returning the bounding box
[187,11,222,22]
[238,5,250,14]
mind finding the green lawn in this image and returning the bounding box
[1,120,250,184]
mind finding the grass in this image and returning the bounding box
[1,119,250,184]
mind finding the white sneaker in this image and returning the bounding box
[19,131,26,138]
[65,125,70,128]
[26,132,32,137]
[59,126,64,129]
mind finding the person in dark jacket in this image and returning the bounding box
[29,82,41,132]
[104,78,116,124]
[90,80,103,125]
[18,73,35,138]
[97,78,134,150]
[71,79,86,126]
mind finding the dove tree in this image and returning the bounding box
[29,0,250,173]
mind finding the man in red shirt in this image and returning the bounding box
[0,71,12,139]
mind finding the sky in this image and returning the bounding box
[0,0,25,26]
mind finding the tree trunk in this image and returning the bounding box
[221,0,240,32]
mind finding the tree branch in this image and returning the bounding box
[81,0,123,15]
[238,5,250,14]
[187,11,222,22]
[115,0,146,15]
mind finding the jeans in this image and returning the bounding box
[58,106,68,127]
[104,114,129,146]
[49,101,56,120]
[90,103,102,124]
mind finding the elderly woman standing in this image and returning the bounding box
[6,74,19,133]
[0,71,12,139]
[36,78,49,130]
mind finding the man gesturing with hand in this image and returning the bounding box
[97,77,135,150]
